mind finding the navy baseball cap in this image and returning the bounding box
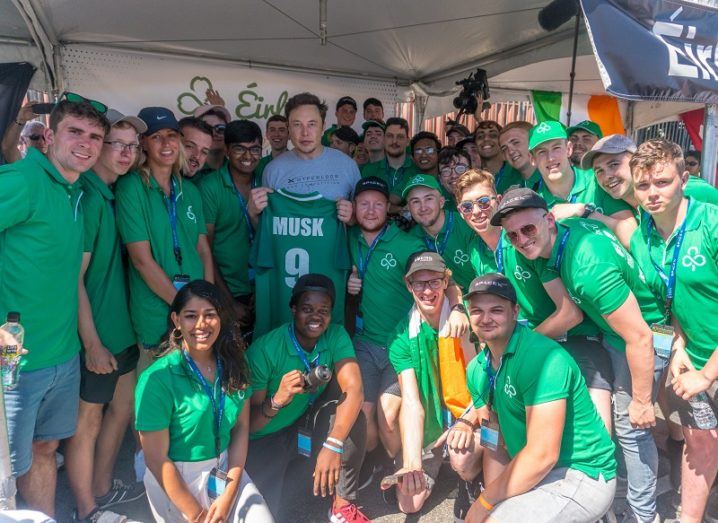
[354,176,390,199]
[290,274,336,307]
[336,96,357,110]
[464,273,517,304]
[138,107,180,136]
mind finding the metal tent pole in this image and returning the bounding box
[702,104,717,186]
[0,383,16,510]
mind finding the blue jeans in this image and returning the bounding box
[604,342,668,522]
[4,355,80,476]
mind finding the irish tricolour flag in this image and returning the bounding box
[531,90,625,136]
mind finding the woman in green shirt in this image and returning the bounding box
[135,280,273,523]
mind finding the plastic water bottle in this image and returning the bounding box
[0,312,24,389]
[689,392,718,430]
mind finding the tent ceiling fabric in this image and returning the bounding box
[2,0,587,87]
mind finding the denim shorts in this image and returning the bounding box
[4,354,81,476]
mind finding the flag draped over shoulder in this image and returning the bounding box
[532,90,625,136]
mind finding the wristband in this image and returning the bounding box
[322,442,344,454]
[269,394,284,411]
[326,437,344,447]
[478,493,494,511]
[454,417,475,430]
[260,398,277,419]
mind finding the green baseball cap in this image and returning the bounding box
[567,120,603,139]
[528,120,568,151]
[401,174,442,200]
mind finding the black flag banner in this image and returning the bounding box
[0,62,35,165]
[581,0,718,103]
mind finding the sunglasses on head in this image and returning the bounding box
[458,196,496,214]
[60,92,108,114]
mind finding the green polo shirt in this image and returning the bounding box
[349,223,424,347]
[80,171,135,354]
[360,156,421,198]
[470,232,598,335]
[409,210,478,290]
[0,148,83,371]
[467,324,616,480]
[198,165,252,297]
[388,316,445,446]
[253,154,273,188]
[527,218,663,351]
[247,323,356,439]
[630,199,718,369]
[685,176,718,206]
[494,163,542,195]
[115,171,207,346]
[538,167,632,217]
[135,350,251,462]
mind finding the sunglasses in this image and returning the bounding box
[26,134,45,141]
[458,196,496,214]
[60,92,108,114]
[212,124,227,134]
[440,164,469,176]
[409,278,444,292]
[506,223,539,244]
[414,146,436,155]
[686,161,699,167]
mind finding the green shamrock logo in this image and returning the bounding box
[177,76,213,115]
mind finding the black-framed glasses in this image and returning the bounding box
[60,92,108,114]
[440,163,469,176]
[458,196,496,214]
[506,223,539,244]
[409,278,444,292]
[104,141,140,153]
[229,145,262,156]
[26,134,45,141]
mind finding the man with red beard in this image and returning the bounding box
[0,95,109,517]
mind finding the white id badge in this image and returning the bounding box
[651,324,674,359]
[479,411,501,452]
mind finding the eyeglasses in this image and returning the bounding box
[458,196,496,214]
[506,223,539,244]
[212,124,227,134]
[686,161,699,167]
[414,147,436,156]
[409,278,444,292]
[229,145,262,156]
[440,164,469,176]
[60,92,108,114]
[26,134,45,141]
[104,141,140,153]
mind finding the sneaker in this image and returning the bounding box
[329,502,372,523]
[95,479,146,509]
[133,450,145,482]
[453,478,480,522]
[72,507,127,523]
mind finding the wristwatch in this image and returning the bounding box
[451,303,467,314]
[269,395,285,411]
[581,203,597,218]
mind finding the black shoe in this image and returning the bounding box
[95,479,146,509]
[453,477,480,522]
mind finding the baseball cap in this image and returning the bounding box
[401,174,443,200]
[404,251,447,278]
[333,126,360,145]
[580,134,637,170]
[464,273,517,303]
[290,274,336,307]
[354,176,389,199]
[105,108,147,134]
[137,107,180,136]
[490,187,548,226]
[193,104,232,123]
[362,119,386,131]
[567,120,603,139]
[528,120,568,151]
[456,135,475,150]
[336,96,357,111]
[446,123,470,137]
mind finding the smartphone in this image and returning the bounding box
[32,103,56,115]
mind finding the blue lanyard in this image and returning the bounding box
[483,350,503,409]
[287,323,320,372]
[495,163,507,188]
[494,235,504,274]
[232,183,255,242]
[646,201,690,323]
[163,178,183,268]
[357,225,388,279]
[181,351,225,459]
[553,228,571,271]
[424,211,453,255]
[568,194,578,204]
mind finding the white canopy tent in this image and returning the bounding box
[0,0,702,129]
